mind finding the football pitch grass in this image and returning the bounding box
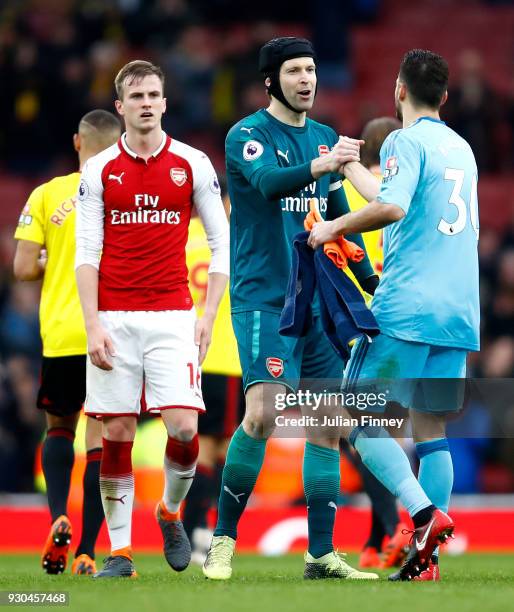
[1,553,514,612]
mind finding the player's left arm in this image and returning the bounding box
[192,155,230,364]
[326,180,379,294]
[309,132,420,249]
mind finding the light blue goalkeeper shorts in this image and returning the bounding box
[342,332,467,413]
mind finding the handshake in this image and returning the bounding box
[311,136,364,179]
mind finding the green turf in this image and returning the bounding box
[0,553,513,612]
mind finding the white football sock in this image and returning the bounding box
[162,456,196,513]
[100,473,134,551]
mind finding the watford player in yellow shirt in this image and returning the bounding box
[13,110,121,575]
[182,190,245,564]
[341,117,412,570]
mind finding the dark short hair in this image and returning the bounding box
[79,109,121,133]
[114,60,164,100]
[79,110,121,149]
[360,117,401,168]
[399,49,449,109]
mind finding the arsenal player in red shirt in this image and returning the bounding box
[75,60,229,578]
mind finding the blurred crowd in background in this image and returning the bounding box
[1,0,514,496]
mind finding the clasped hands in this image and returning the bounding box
[307,136,363,248]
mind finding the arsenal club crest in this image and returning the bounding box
[266,357,284,378]
[170,167,187,187]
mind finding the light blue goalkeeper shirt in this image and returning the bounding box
[372,117,480,351]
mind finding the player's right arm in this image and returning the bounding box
[226,128,360,201]
[13,241,46,280]
[75,162,115,371]
[13,184,46,281]
[342,161,381,203]
[326,180,379,294]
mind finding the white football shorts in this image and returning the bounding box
[84,309,205,417]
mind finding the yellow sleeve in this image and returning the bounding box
[14,183,46,245]
[343,178,383,276]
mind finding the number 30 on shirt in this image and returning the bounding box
[438,168,479,239]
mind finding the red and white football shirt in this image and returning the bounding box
[76,132,229,311]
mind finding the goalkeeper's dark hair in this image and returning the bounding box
[399,49,449,109]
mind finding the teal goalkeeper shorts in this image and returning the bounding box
[343,332,467,413]
[232,311,344,392]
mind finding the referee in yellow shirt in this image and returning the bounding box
[13,110,121,575]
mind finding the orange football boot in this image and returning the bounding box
[71,554,97,575]
[41,515,72,574]
[359,546,381,568]
[380,522,411,568]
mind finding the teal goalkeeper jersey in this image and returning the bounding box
[226,108,374,314]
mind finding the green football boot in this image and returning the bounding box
[304,551,379,580]
[202,535,236,580]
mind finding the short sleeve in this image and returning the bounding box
[377,131,421,214]
[14,183,46,245]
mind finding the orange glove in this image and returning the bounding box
[304,199,364,269]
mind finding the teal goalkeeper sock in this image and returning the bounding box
[416,438,453,561]
[214,425,266,539]
[350,426,432,517]
[303,441,340,558]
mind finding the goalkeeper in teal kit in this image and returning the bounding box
[203,37,381,581]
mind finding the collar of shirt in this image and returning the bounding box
[119,131,170,161]
[410,116,446,127]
